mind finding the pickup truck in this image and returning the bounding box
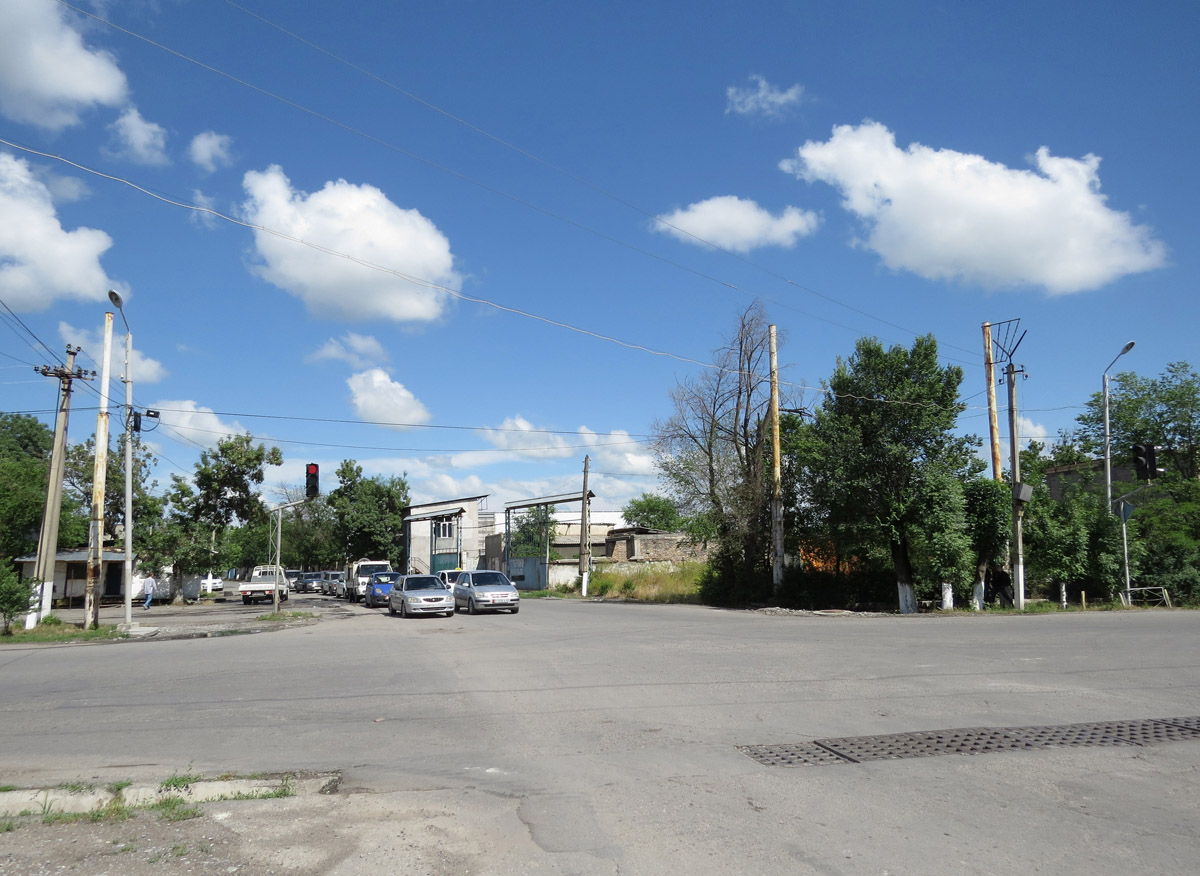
[239,564,290,605]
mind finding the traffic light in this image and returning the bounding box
[1132,444,1159,481]
[305,462,319,498]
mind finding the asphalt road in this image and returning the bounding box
[2,597,1199,875]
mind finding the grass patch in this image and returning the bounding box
[172,843,189,857]
[254,610,315,621]
[55,781,95,793]
[146,796,203,822]
[0,623,126,645]
[159,771,204,792]
[106,779,132,796]
[585,563,705,604]
[0,784,18,792]
[1,820,15,833]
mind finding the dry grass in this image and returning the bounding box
[583,563,705,603]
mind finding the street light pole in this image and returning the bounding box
[1103,341,1135,513]
[108,290,134,625]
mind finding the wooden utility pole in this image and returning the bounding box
[982,322,1002,481]
[579,455,590,595]
[769,325,784,596]
[29,348,91,628]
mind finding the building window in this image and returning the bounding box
[436,520,455,539]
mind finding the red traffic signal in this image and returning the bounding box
[305,463,319,498]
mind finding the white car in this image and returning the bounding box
[200,572,223,594]
[389,575,454,617]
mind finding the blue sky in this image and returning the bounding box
[1,0,1195,514]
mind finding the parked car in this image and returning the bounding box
[389,575,455,617]
[200,572,223,594]
[364,571,402,608]
[294,572,322,593]
[320,571,344,596]
[453,570,520,614]
[439,569,466,588]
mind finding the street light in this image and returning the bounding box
[1103,340,1136,513]
[108,290,135,625]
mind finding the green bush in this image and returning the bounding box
[0,563,36,635]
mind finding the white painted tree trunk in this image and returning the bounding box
[897,582,917,614]
[972,575,985,611]
[941,582,954,610]
[1060,582,1067,609]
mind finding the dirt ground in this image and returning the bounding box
[0,792,483,876]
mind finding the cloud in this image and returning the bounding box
[654,195,819,252]
[151,400,246,447]
[346,368,431,428]
[0,153,120,311]
[59,320,168,384]
[0,0,127,130]
[780,121,1166,294]
[188,131,233,173]
[1018,416,1049,446]
[308,332,389,369]
[240,165,458,322]
[189,189,218,230]
[477,416,575,461]
[726,75,804,118]
[105,106,169,165]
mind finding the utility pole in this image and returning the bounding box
[579,455,590,596]
[982,322,1002,481]
[1007,360,1027,610]
[28,348,91,629]
[769,325,784,596]
[85,314,114,629]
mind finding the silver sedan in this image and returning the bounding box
[453,570,520,614]
[388,575,455,618]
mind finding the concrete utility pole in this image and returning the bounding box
[769,325,784,596]
[1007,361,1027,611]
[28,348,91,629]
[579,455,590,596]
[85,314,115,629]
[982,322,1003,481]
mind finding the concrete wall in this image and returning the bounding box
[606,532,710,564]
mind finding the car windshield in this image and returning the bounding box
[359,564,389,576]
[472,572,512,587]
[373,573,401,584]
[405,577,444,591]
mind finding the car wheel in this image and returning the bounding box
[242,596,251,605]
[400,600,408,618]
[468,598,478,615]
[388,601,396,616]
[511,605,519,614]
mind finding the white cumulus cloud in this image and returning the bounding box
[240,165,458,322]
[0,0,128,130]
[726,75,804,118]
[308,332,390,369]
[58,321,167,384]
[347,368,431,428]
[152,400,245,447]
[780,121,1166,294]
[0,153,120,311]
[106,106,169,165]
[188,131,233,173]
[478,416,575,461]
[654,195,820,252]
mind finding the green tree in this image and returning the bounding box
[962,477,1010,608]
[0,560,36,634]
[797,335,978,613]
[328,461,410,567]
[1075,361,1200,481]
[621,493,682,531]
[150,434,283,578]
[509,506,558,558]
[0,414,87,559]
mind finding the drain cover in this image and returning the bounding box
[743,716,1200,767]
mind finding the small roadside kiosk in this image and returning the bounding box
[15,549,129,606]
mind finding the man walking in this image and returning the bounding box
[143,573,157,610]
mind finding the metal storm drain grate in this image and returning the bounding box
[740,716,1200,767]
